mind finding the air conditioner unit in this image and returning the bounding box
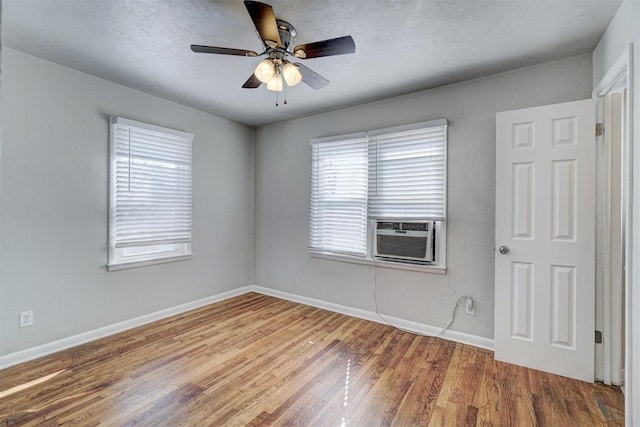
[374,220,435,264]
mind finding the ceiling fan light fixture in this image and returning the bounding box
[282,63,302,86]
[191,1,356,94]
[267,74,283,92]
[254,59,275,83]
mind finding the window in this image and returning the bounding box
[309,133,369,257]
[309,119,447,268]
[368,122,446,220]
[108,117,193,271]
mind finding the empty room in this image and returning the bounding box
[0,0,638,425]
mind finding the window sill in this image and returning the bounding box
[107,254,192,272]
[309,251,446,274]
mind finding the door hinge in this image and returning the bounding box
[595,123,604,137]
[595,330,603,344]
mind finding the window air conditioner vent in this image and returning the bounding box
[374,220,435,264]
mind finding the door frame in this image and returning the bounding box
[596,93,625,385]
[593,43,635,424]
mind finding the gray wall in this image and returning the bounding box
[0,47,597,356]
[254,54,593,340]
[0,49,255,355]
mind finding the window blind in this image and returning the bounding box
[110,117,193,249]
[368,120,447,220]
[309,133,369,257]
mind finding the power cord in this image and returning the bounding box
[372,257,418,335]
[371,256,472,338]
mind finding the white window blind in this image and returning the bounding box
[368,120,447,220]
[108,117,193,270]
[309,133,369,257]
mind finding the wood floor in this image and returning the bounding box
[0,293,624,426]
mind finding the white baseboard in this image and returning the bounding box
[249,285,494,351]
[1,284,493,371]
[0,286,252,370]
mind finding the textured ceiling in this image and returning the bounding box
[2,0,621,127]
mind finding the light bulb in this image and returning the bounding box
[282,63,302,86]
[267,74,283,92]
[254,59,275,84]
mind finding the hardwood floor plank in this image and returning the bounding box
[398,339,456,426]
[0,293,624,426]
[434,343,485,425]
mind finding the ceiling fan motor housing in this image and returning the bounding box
[276,20,296,52]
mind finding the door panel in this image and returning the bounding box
[495,99,595,382]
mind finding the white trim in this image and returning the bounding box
[595,94,607,383]
[107,253,192,272]
[627,42,638,427]
[594,43,635,426]
[594,46,631,97]
[310,119,448,145]
[311,131,368,145]
[309,251,447,274]
[110,116,192,139]
[597,93,626,385]
[0,286,252,370]
[367,118,449,137]
[250,285,494,351]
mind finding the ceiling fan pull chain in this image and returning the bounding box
[284,79,288,105]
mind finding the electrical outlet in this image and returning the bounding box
[465,298,475,316]
[19,310,34,328]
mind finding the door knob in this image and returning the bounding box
[499,246,510,255]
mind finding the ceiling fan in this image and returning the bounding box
[190,0,356,93]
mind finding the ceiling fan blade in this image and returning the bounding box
[191,45,258,57]
[242,73,262,89]
[244,1,282,48]
[294,63,329,90]
[293,35,355,59]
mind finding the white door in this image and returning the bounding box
[495,99,595,382]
